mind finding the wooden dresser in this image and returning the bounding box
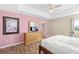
[24,31,44,45]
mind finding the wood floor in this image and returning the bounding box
[0,42,41,54]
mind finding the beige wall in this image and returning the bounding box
[48,15,79,37]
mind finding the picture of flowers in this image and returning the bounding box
[3,16,19,35]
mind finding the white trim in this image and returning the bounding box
[0,4,50,19]
[0,42,24,49]
[50,5,79,19]
[17,4,50,19]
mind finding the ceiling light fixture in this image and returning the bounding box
[49,10,53,13]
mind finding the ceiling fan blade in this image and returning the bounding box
[48,4,61,10]
[55,5,61,8]
[48,4,53,10]
[48,4,61,13]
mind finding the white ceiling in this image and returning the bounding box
[26,4,77,13]
[26,4,79,19]
[0,4,79,19]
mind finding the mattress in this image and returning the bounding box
[41,35,79,54]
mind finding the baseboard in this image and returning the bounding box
[0,42,24,49]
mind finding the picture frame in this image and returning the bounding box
[28,20,38,32]
[3,16,19,35]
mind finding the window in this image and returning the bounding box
[72,17,79,32]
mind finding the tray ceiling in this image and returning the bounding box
[26,4,77,13]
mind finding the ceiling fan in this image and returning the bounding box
[48,4,61,13]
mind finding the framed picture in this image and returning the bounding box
[28,20,38,32]
[3,16,19,35]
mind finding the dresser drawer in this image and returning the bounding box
[24,31,44,45]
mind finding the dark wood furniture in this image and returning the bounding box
[39,45,53,54]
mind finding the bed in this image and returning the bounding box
[39,35,79,54]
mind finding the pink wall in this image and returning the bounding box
[0,10,48,48]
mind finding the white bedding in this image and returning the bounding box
[41,35,79,54]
